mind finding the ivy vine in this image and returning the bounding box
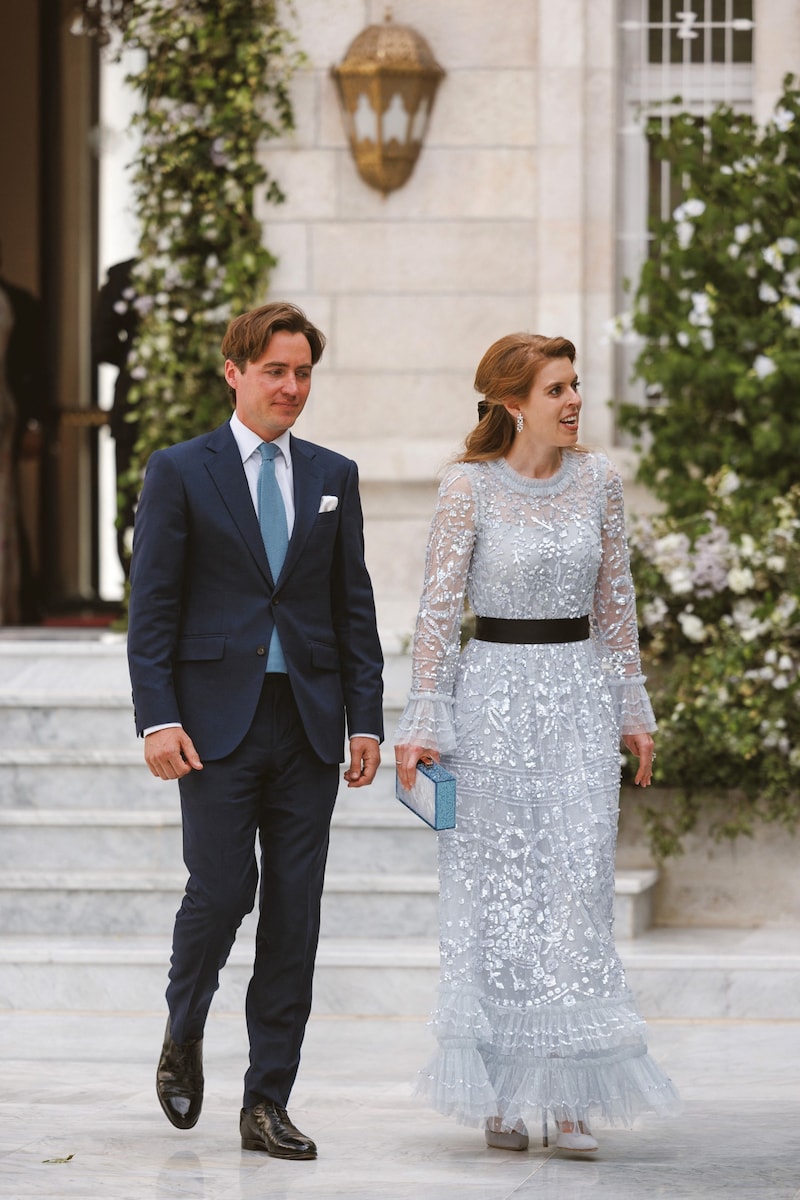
[76,0,303,555]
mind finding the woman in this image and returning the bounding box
[395,333,679,1154]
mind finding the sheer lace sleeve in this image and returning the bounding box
[591,460,657,736]
[394,465,477,752]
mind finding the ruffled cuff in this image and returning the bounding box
[393,692,458,753]
[607,675,657,736]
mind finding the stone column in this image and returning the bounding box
[753,0,800,123]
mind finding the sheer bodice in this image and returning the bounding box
[395,451,656,754]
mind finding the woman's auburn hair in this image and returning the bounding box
[459,332,577,463]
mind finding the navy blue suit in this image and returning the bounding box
[127,420,383,1107]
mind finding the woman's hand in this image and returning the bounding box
[622,732,655,787]
[394,743,440,792]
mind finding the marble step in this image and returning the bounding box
[0,927,797,1019]
[0,806,437,874]
[0,868,441,938]
[0,751,403,809]
[0,862,657,941]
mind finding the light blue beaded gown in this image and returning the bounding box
[395,450,680,1130]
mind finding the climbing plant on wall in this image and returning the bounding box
[75,0,302,552]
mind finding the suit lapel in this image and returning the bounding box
[204,423,273,584]
[281,435,324,584]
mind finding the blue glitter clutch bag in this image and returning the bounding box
[395,760,456,830]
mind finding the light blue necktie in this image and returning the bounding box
[257,441,288,673]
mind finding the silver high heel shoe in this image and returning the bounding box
[484,1117,529,1151]
[554,1118,598,1153]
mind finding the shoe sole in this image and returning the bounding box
[241,1137,316,1159]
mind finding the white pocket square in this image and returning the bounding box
[319,495,339,513]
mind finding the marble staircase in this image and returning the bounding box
[0,634,797,1020]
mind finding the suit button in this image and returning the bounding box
[272,596,280,605]
[256,646,266,656]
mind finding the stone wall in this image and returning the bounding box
[259,0,618,646]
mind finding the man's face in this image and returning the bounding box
[225,329,313,440]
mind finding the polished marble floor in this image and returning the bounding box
[1,1011,799,1200]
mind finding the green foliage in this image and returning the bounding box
[116,0,302,542]
[618,76,800,517]
[628,472,800,859]
[614,79,800,857]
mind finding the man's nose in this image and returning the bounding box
[283,374,299,395]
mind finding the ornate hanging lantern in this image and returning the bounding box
[331,11,445,196]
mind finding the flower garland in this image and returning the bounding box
[94,0,303,542]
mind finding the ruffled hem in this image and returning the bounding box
[393,692,458,753]
[607,676,657,735]
[415,985,680,1129]
[415,1041,681,1130]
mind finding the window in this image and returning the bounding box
[614,0,754,426]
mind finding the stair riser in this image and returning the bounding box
[0,707,135,750]
[2,957,797,1020]
[0,959,440,1016]
[0,762,402,809]
[0,822,438,874]
[0,887,439,938]
[0,704,406,752]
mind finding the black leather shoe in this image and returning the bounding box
[156,1017,203,1129]
[240,1101,317,1159]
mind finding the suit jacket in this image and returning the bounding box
[127,421,384,763]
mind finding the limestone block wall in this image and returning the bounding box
[257,0,618,645]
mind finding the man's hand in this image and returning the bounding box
[144,727,203,780]
[344,736,381,788]
[622,732,655,787]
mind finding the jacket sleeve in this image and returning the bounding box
[126,449,188,734]
[330,459,385,741]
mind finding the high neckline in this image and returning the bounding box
[493,450,577,494]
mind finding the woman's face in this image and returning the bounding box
[512,356,581,447]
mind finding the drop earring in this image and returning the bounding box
[516,411,524,434]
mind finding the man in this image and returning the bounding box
[93,257,139,573]
[127,302,384,1161]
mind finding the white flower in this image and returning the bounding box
[676,330,690,347]
[717,469,740,496]
[766,555,786,572]
[720,164,733,175]
[673,198,706,221]
[734,223,752,244]
[778,654,794,673]
[765,649,778,665]
[642,597,668,628]
[699,328,714,350]
[727,243,741,260]
[678,612,707,642]
[762,245,784,271]
[739,534,757,560]
[753,354,777,379]
[759,283,780,304]
[772,675,790,690]
[776,237,799,256]
[727,566,755,593]
[666,566,694,595]
[676,221,694,250]
[784,304,800,329]
[773,106,795,132]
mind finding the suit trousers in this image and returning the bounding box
[167,674,340,1108]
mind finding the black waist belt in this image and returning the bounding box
[474,615,590,644]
